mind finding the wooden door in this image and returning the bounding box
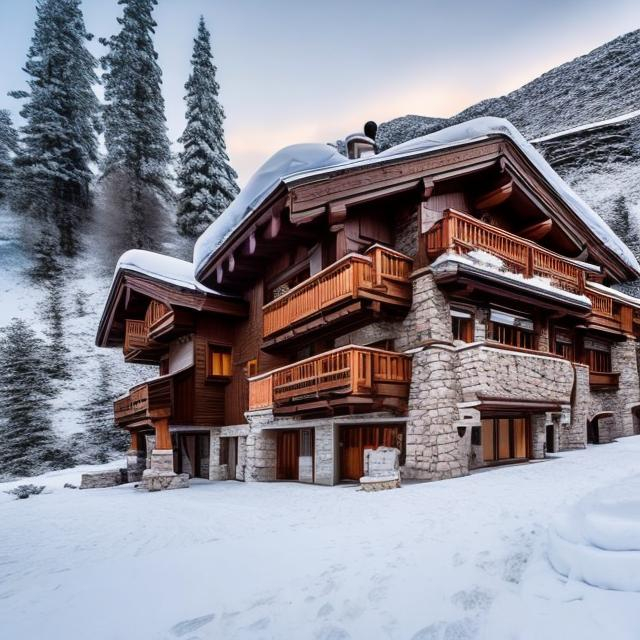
[339,425,404,481]
[341,426,363,481]
[482,417,529,462]
[277,430,299,480]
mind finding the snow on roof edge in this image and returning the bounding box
[193,116,640,279]
[114,249,224,296]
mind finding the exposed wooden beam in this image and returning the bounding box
[520,219,552,242]
[475,180,513,209]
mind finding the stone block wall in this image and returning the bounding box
[566,364,589,449]
[456,345,574,404]
[314,424,337,485]
[403,346,465,480]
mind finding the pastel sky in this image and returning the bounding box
[0,0,639,185]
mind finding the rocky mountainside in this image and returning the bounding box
[377,29,640,150]
[376,29,640,295]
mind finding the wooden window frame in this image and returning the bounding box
[246,358,258,378]
[488,307,535,350]
[584,337,613,373]
[551,326,575,362]
[451,307,474,343]
[207,343,233,380]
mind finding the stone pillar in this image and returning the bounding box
[236,436,247,481]
[208,432,227,481]
[395,270,453,352]
[314,424,337,486]
[141,417,189,491]
[125,431,146,483]
[403,346,465,481]
[612,338,640,438]
[244,410,277,482]
[566,364,589,450]
[530,413,547,459]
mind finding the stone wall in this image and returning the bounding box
[403,346,465,480]
[456,345,574,404]
[80,469,127,489]
[314,423,337,485]
[244,411,278,482]
[587,339,640,442]
[566,364,589,449]
[395,270,453,352]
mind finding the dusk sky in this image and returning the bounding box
[1,0,639,185]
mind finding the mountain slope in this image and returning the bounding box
[377,29,640,150]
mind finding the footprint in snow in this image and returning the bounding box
[314,624,351,640]
[317,602,334,618]
[411,616,478,640]
[170,613,215,638]
[451,586,494,612]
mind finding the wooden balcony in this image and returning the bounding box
[114,376,173,426]
[585,288,635,335]
[426,209,586,294]
[249,345,412,416]
[262,245,412,349]
[123,301,194,363]
[589,371,620,390]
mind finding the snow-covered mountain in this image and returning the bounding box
[376,29,640,294]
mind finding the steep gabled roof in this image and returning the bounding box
[96,250,245,347]
[193,117,640,283]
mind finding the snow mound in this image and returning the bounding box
[115,249,221,295]
[193,144,349,276]
[548,475,640,591]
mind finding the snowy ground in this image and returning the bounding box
[2,440,640,640]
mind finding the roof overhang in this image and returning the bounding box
[195,133,640,291]
[96,269,247,348]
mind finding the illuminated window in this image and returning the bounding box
[247,358,258,377]
[208,345,232,377]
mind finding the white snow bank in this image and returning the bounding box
[193,144,349,276]
[193,117,640,279]
[115,249,222,295]
[548,475,640,591]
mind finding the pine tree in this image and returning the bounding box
[176,17,239,237]
[10,0,100,256]
[43,281,70,380]
[100,0,172,249]
[0,319,72,479]
[79,357,128,463]
[0,110,18,201]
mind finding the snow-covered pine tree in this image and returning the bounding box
[176,16,239,238]
[78,357,128,463]
[0,319,72,479]
[100,0,172,249]
[10,0,100,256]
[0,110,18,201]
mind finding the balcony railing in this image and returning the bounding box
[585,288,635,335]
[262,245,412,339]
[124,319,149,353]
[113,376,173,425]
[426,209,586,293]
[248,345,411,413]
[123,301,173,357]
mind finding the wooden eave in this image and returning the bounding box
[96,270,247,348]
[433,262,592,318]
[196,134,639,291]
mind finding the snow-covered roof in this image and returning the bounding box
[193,117,640,278]
[115,249,221,295]
[193,144,350,277]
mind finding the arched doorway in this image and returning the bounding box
[588,412,614,444]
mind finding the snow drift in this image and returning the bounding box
[548,475,640,591]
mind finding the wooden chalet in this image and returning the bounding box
[97,117,640,489]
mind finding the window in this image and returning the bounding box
[300,429,313,457]
[246,358,258,377]
[208,345,232,378]
[553,327,574,361]
[584,337,612,372]
[489,308,534,349]
[451,308,474,343]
